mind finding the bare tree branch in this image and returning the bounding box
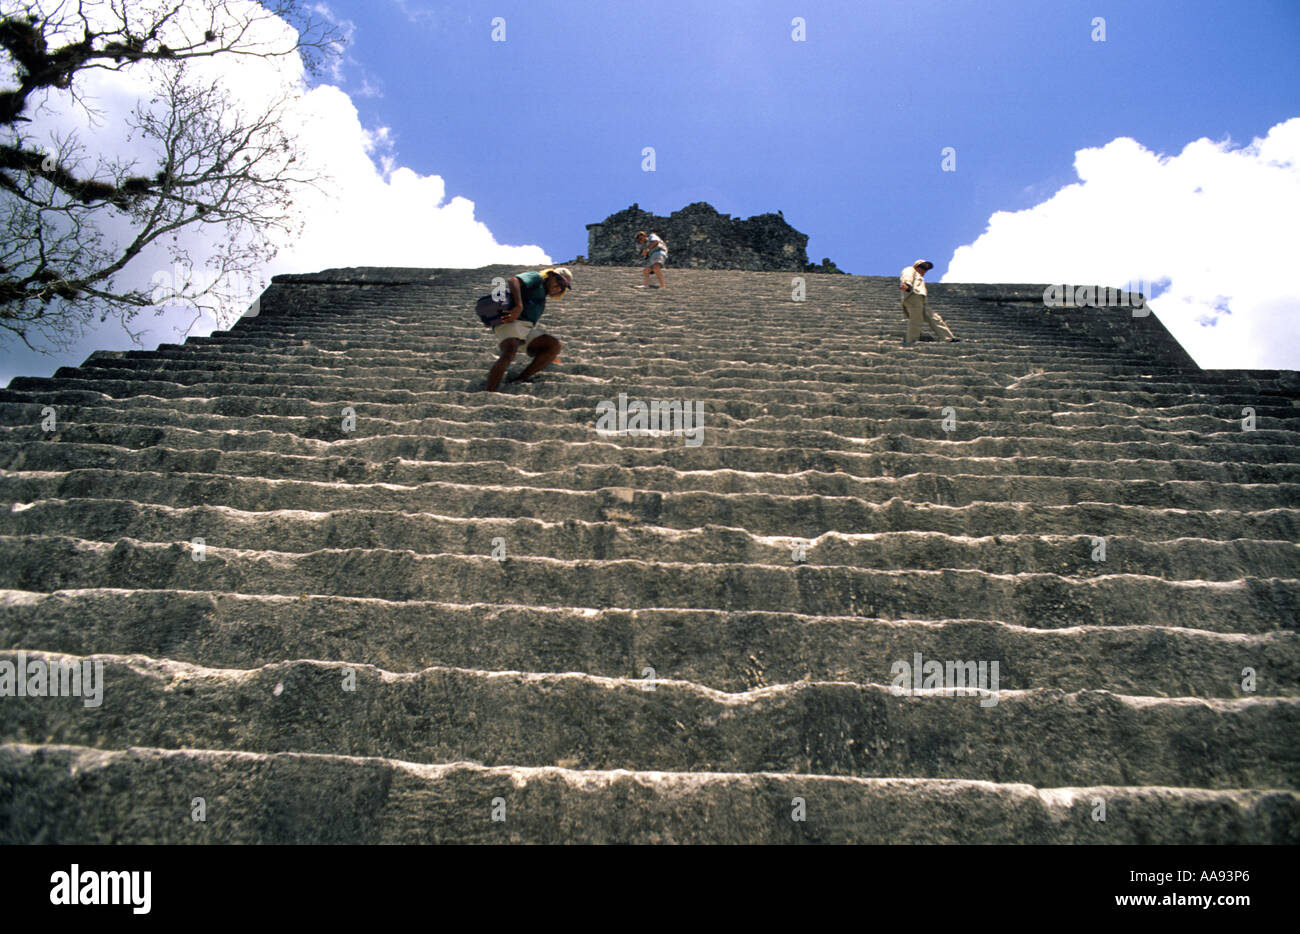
[0,0,342,351]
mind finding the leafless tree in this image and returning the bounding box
[0,0,344,351]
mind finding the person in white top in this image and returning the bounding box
[636,231,668,289]
[900,259,959,345]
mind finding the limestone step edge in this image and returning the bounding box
[3,648,1294,708]
[3,743,1296,844]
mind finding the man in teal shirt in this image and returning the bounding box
[485,267,573,391]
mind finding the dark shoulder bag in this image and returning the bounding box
[475,277,516,328]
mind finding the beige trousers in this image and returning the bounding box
[903,292,955,343]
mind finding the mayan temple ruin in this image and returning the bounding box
[0,260,1297,843]
[584,202,845,273]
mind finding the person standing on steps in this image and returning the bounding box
[635,230,668,289]
[483,267,573,392]
[900,259,960,345]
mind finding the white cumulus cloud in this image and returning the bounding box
[944,119,1300,370]
[275,83,548,271]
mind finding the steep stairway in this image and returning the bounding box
[1,264,1297,843]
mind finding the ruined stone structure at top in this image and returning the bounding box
[583,202,844,273]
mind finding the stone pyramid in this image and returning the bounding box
[1,264,1297,843]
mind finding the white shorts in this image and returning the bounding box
[492,319,549,349]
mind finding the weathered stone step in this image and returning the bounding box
[67,306,1149,331]
[194,307,1117,332]
[83,359,1290,397]
[9,491,1295,543]
[71,325,1182,353]
[2,653,1295,788]
[4,744,1293,843]
[4,500,1296,581]
[69,350,1218,393]
[4,466,1296,517]
[8,421,1295,467]
[2,537,1295,630]
[3,589,1293,697]
[148,342,1152,368]
[222,326,1180,367]
[7,332,1248,375]
[133,337,1200,373]
[39,333,1276,376]
[6,404,1298,453]
[214,301,1156,329]
[14,370,1294,422]
[5,440,1297,491]
[227,307,1167,327]
[7,384,1295,432]
[156,343,1229,388]
[17,369,1283,415]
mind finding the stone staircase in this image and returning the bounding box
[1,264,1297,843]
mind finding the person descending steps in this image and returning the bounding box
[900,259,961,345]
[635,230,668,289]
[476,266,573,391]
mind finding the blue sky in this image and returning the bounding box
[321,0,1299,275]
[2,0,1298,382]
